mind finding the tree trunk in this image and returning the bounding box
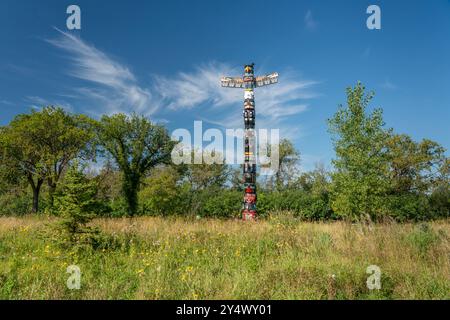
[123,174,141,216]
[32,187,39,213]
[48,180,57,207]
[30,178,44,213]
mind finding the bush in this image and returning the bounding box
[385,194,432,222]
[258,190,335,221]
[405,223,440,257]
[54,163,100,247]
[200,190,242,218]
[139,167,189,216]
[429,186,450,219]
[0,191,31,216]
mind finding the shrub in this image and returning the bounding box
[54,162,100,247]
[0,191,31,216]
[258,190,335,221]
[429,186,450,219]
[201,190,242,218]
[139,167,188,216]
[405,223,440,257]
[385,194,431,222]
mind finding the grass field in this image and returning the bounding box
[0,215,449,299]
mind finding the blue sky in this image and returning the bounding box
[0,0,449,171]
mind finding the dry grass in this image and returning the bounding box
[0,215,449,299]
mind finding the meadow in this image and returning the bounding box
[0,215,449,300]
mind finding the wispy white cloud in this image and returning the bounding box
[154,62,319,139]
[0,99,14,106]
[154,62,242,110]
[304,10,318,31]
[46,28,155,116]
[45,30,319,143]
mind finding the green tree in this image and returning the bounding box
[328,82,390,220]
[263,138,300,190]
[295,163,330,197]
[229,166,244,191]
[0,107,94,212]
[386,134,447,194]
[185,151,229,191]
[96,113,175,216]
[139,166,184,215]
[55,162,99,245]
[94,159,124,215]
[181,150,230,215]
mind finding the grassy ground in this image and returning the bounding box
[0,215,449,299]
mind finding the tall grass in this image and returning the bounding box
[0,215,448,299]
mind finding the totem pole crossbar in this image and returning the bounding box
[221,63,279,220]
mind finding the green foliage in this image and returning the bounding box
[385,194,432,222]
[258,190,335,220]
[0,107,95,213]
[429,185,450,218]
[54,162,99,247]
[139,166,186,216]
[0,190,32,216]
[96,113,175,216]
[0,172,32,216]
[184,150,230,191]
[386,134,447,194]
[328,82,391,220]
[326,83,449,221]
[263,138,300,190]
[200,190,242,218]
[92,161,123,216]
[405,223,441,257]
[0,90,447,222]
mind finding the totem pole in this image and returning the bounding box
[221,64,279,220]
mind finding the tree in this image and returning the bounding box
[139,165,184,215]
[0,107,94,212]
[94,159,123,211]
[95,113,175,216]
[55,162,99,245]
[328,82,390,220]
[0,123,45,213]
[185,150,229,191]
[386,134,447,194]
[295,163,331,197]
[262,138,300,190]
[229,166,244,191]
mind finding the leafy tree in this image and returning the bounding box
[139,166,186,216]
[229,166,244,191]
[0,107,94,212]
[94,159,123,215]
[386,134,447,194]
[54,162,99,246]
[178,150,230,215]
[295,163,331,197]
[0,123,45,213]
[263,138,300,190]
[185,150,229,191]
[96,113,175,216]
[328,82,390,220]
